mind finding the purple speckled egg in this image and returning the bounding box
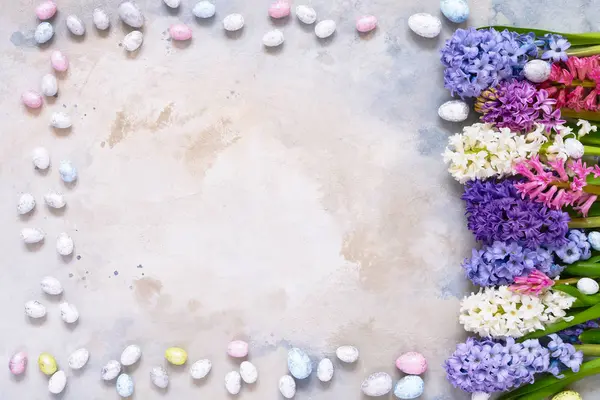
[227,340,248,358]
[9,352,27,375]
[22,91,43,109]
[396,352,427,375]
[356,15,377,33]
[50,50,69,72]
[35,1,57,20]
[169,24,192,41]
[268,1,290,19]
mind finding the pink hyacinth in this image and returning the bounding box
[509,270,555,296]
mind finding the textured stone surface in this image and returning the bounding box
[0,0,596,399]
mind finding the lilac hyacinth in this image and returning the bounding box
[546,334,584,376]
[462,241,563,287]
[542,34,572,62]
[462,179,570,249]
[554,230,592,264]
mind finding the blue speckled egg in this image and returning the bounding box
[440,0,469,23]
[116,374,134,398]
[394,376,424,399]
[59,161,78,183]
[287,348,312,379]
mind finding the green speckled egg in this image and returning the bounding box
[165,347,187,365]
[552,391,583,400]
[38,353,57,375]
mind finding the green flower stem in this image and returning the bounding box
[569,217,600,229]
[519,302,600,340]
[562,109,600,122]
[575,344,600,355]
[578,330,600,344]
[555,278,580,285]
[584,145,600,156]
[552,80,598,88]
[567,45,600,57]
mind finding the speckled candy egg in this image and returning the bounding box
[472,393,491,400]
[315,20,336,39]
[120,345,142,366]
[336,346,359,363]
[590,231,600,251]
[22,90,43,109]
[317,358,333,382]
[361,372,393,397]
[17,193,35,215]
[395,352,427,375]
[190,359,212,379]
[227,340,248,358]
[394,375,424,399]
[150,366,169,388]
[38,353,57,375]
[45,192,66,209]
[116,374,134,397]
[41,74,58,97]
[48,370,67,394]
[21,228,45,244]
[193,1,216,18]
[123,31,143,52]
[165,347,187,365]
[223,14,244,32]
[295,5,316,24]
[41,276,63,295]
[56,233,74,256]
[440,0,469,23]
[25,300,46,318]
[9,352,27,375]
[269,1,290,19]
[93,8,110,30]
[438,100,469,122]
[52,112,72,129]
[59,302,79,323]
[279,375,296,399]
[524,59,552,83]
[169,24,192,41]
[356,15,377,33]
[66,15,85,35]
[34,22,54,44]
[578,278,600,295]
[68,348,89,369]
[50,50,69,71]
[552,391,583,400]
[163,0,180,8]
[59,160,77,182]
[408,13,442,38]
[224,371,241,395]
[240,361,258,384]
[32,147,50,169]
[118,1,144,28]
[263,30,284,47]
[287,348,312,379]
[35,1,57,21]
[101,360,121,380]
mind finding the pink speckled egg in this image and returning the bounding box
[396,352,427,375]
[268,0,290,19]
[35,1,57,20]
[356,15,377,33]
[22,90,43,109]
[169,24,192,41]
[227,340,248,358]
[9,352,27,375]
[50,50,69,72]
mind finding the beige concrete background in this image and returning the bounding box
[1,0,598,399]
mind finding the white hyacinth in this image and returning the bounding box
[576,119,598,137]
[459,286,575,338]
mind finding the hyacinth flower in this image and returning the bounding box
[509,270,555,295]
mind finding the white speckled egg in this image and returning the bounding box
[66,15,85,35]
[59,161,77,183]
[25,300,46,318]
[295,5,316,24]
[123,31,143,52]
[336,346,359,363]
[361,372,393,397]
[17,193,35,215]
[223,14,244,32]
[9,352,27,375]
[317,358,334,382]
[472,393,491,400]
[438,100,470,122]
[121,345,142,366]
[48,370,67,394]
[190,359,212,379]
[41,74,58,97]
[41,276,63,295]
[225,371,241,395]
[68,348,89,369]
[36,1,57,20]
[116,373,134,397]
[315,20,336,39]
[34,22,54,44]
[263,30,284,47]
[287,348,312,379]
[440,0,469,23]
[163,0,180,8]
[21,228,45,244]
[56,233,74,256]
[279,375,296,399]
[524,60,551,83]
[51,112,71,129]
[50,50,69,72]
[394,375,424,399]
[578,278,600,295]
[60,302,79,323]
[44,192,66,209]
[118,1,144,28]
[150,366,169,388]
[193,1,216,18]
[32,147,50,169]
[240,361,258,384]
[93,8,111,30]
[408,13,442,38]
[101,360,121,380]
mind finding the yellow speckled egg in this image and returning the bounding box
[553,391,583,400]
[38,353,57,376]
[165,347,187,366]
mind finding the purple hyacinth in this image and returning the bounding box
[462,180,570,249]
[558,318,600,344]
[553,230,592,264]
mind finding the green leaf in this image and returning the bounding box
[562,109,600,122]
[564,263,600,277]
[519,302,600,340]
[579,330,600,344]
[480,26,600,46]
